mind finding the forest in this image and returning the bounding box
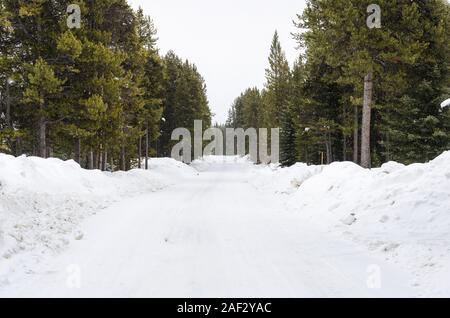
[1,0,450,170]
[0,0,211,170]
[226,0,450,167]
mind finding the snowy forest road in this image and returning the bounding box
[1,160,416,297]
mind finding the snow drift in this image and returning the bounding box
[441,98,450,108]
[1,152,450,296]
[248,152,450,296]
[0,154,197,281]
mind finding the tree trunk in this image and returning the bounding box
[102,150,107,171]
[98,151,102,170]
[138,137,142,169]
[329,132,333,163]
[93,151,98,170]
[6,79,11,128]
[343,135,347,161]
[325,144,331,164]
[361,72,373,168]
[110,154,114,172]
[120,146,126,171]
[38,116,46,158]
[88,150,94,169]
[15,137,22,156]
[47,146,53,158]
[353,105,359,164]
[305,146,309,164]
[74,138,81,163]
[145,124,149,170]
[325,133,332,164]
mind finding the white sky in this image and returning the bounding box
[128,0,307,124]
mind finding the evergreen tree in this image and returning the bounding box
[0,0,210,170]
[280,59,304,166]
[378,0,450,163]
[159,52,211,157]
[2,0,449,169]
[23,58,65,157]
[264,31,291,128]
[294,0,450,167]
[0,1,16,153]
[225,88,264,131]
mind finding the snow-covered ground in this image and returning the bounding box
[247,152,450,297]
[0,153,449,297]
[0,154,197,287]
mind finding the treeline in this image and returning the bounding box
[227,0,450,167]
[0,0,211,170]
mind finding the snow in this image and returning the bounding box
[248,152,450,296]
[0,154,197,286]
[441,98,450,108]
[0,152,449,297]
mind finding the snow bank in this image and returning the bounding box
[0,154,196,279]
[248,162,324,194]
[441,98,450,108]
[191,155,254,172]
[250,152,450,296]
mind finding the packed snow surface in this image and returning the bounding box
[0,153,449,297]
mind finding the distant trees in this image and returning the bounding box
[0,0,211,170]
[264,31,291,129]
[2,1,449,168]
[227,0,450,167]
[159,51,211,158]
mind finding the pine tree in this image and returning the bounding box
[135,7,164,167]
[279,103,296,166]
[241,87,263,129]
[378,0,450,163]
[264,31,291,128]
[141,50,164,166]
[225,88,264,130]
[300,59,345,165]
[23,58,65,157]
[295,0,437,167]
[0,2,16,153]
[280,59,304,166]
[0,0,211,169]
[159,52,211,158]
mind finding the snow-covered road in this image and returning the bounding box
[0,159,418,297]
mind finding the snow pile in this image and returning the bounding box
[2,151,450,295]
[191,155,254,172]
[146,157,199,179]
[0,154,196,277]
[248,162,324,194]
[252,152,450,296]
[441,98,450,108]
[192,156,325,193]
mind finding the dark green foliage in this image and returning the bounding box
[227,1,450,166]
[0,0,211,169]
[159,52,211,157]
[293,0,450,166]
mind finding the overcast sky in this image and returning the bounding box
[128,0,307,124]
